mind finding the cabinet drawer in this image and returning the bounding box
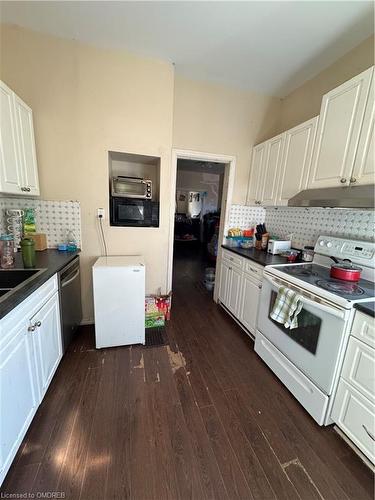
[332,378,375,464]
[342,336,375,403]
[222,250,244,270]
[351,311,375,348]
[244,260,263,280]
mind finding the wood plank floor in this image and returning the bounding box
[2,247,374,499]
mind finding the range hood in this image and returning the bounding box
[288,184,375,209]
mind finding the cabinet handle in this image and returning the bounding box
[340,178,347,184]
[249,267,257,273]
[229,266,232,271]
[362,424,375,441]
[350,177,357,184]
[258,284,262,289]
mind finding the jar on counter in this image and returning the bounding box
[0,234,15,269]
[302,246,314,262]
[20,238,36,268]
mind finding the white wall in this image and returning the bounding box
[0,24,174,322]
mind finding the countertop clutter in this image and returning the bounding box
[0,249,80,319]
[221,244,288,267]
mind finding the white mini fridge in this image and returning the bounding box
[93,256,145,348]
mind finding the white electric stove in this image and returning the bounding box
[255,235,375,426]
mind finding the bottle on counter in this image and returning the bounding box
[0,234,15,269]
[20,237,36,268]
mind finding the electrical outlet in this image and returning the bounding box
[97,208,105,219]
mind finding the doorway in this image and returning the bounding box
[167,150,236,301]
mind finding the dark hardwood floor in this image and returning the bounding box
[2,245,374,499]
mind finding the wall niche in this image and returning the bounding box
[108,151,160,227]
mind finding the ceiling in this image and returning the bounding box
[1,1,373,97]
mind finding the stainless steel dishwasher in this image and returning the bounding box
[59,256,82,352]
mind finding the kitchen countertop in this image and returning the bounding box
[221,244,289,267]
[0,249,80,320]
[354,302,375,318]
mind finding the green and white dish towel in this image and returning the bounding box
[270,287,303,330]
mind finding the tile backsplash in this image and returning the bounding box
[228,204,375,249]
[228,204,265,229]
[0,198,82,248]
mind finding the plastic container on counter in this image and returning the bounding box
[0,234,15,269]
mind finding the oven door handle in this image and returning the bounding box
[263,274,345,319]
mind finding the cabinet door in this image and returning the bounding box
[226,266,242,317]
[352,74,375,185]
[13,94,40,196]
[246,142,267,205]
[259,134,284,206]
[276,117,318,205]
[308,67,373,189]
[0,81,23,195]
[218,261,230,306]
[31,293,62,400]
[0,321,38,484]
[239,274,262,335]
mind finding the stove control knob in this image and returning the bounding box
[319,240,325,246]
[326,242,333,248]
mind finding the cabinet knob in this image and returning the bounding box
[21,187,26,192]
[26,187,31,192]
[340,178,347,184]
[350,177,357,184]
[28,325,36,332]
[36,321,42,328]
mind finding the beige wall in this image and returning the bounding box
[172,76,282,204]
[0,24,174,322]
[279,35,375,131]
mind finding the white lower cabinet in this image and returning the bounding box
[218,250,263,336]
[226,266,242,317]
[0,320,38,483]
[239,274,262,335]
[0,275,62,485]
[331,310,375,464]
[31,293,62,401]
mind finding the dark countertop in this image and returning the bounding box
[354,302,375,318]
[0,249,80,320]
[221,244,289,267]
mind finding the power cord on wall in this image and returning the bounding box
[98,215,108,257]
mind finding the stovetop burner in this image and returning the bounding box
[275,263,375,302]
[315,279,365,296]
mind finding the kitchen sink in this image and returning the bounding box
[0,269,46,299]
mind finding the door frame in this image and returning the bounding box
[167,149,236,302]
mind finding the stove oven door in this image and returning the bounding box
[257,272,348,395]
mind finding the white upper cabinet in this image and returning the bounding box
[0,82,23,195]
[308,67,373,189]
[0,80,40,196]
[13,94,40,196]
[276,117,318,205]
[352,74,375,185]
[246,142,267,205]
[259,134,284,206]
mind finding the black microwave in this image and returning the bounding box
[110,197,159,227]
